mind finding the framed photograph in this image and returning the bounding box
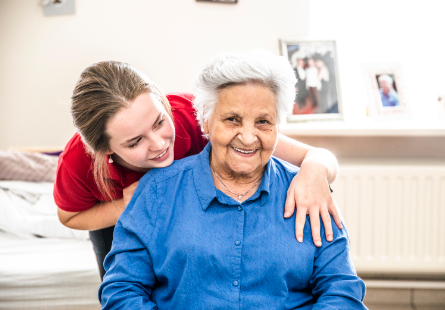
[280,39,343,122]
[196,0,237,3]
[362,63,409,118]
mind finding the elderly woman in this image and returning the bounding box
[99,50,367,309]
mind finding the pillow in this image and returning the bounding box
[0,151,59,182]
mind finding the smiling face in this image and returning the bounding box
[106,92,175,172]
[203,83,279,181]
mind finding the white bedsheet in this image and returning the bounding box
[0,231,101,310]
[0,181,88,239]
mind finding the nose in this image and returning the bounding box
[237,124,257,146]
[148,132,166,152]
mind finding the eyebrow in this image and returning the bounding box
[256,113,272,118]
[121,135,140,146]
[120,112,162,146]
[221,113,240,118]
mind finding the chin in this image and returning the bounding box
[229,163,260,175]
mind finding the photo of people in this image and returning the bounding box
[362,63,408,118]
[283,41,340,117]
[376,74,400,107]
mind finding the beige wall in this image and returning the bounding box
[0,0,309,150]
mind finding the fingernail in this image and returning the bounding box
[284,212,290,218]
[297,236,303,243]
[315,240,322,247]
[327,235,333,242]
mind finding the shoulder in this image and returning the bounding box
[54,133,99,211]
[167,92,197,122]
[57,133,92,172]
[139,154,199,188]
[269,156,300,184]
[119,154,200,233]
[166,92,195,110]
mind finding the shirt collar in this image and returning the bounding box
[193,142,273,211]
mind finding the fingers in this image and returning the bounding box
[320,208,333,242]
[329,200,343,230]
[284,189,296,218]
[295,206,308,243]
[309,208,322,247]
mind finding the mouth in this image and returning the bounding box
[150,147,169,161]
[231,146,258,155]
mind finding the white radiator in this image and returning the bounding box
[334,160,445,275]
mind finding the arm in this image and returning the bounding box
[99,182,158,309]
[273,133,341,246]
[99,224,157,309]
[309,219,367,309]
[57,181,139,231]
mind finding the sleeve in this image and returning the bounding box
[99,178,159,310]
[309,218,367,310]
[53,155,98,212]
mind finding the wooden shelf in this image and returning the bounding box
[280,119,445,137]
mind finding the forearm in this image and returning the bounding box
[57,199,125,231]
[274,134,338,183]
[310,224,366,309]
[301,148,338,184]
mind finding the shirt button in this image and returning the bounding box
[235,241,241,246]
[238,206,243,211]
[233,280,239,286]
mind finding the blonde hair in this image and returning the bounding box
[71,61,172,200]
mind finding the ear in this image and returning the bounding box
[203,121,209,135]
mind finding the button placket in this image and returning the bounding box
[231,202,244,302]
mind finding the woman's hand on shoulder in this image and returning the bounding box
[284,161,342,247]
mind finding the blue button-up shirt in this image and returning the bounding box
[380,88,400,107]
[100,143,367,309]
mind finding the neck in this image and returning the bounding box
[209,153,264,202]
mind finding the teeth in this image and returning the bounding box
[154,149,167,159]
[233,147,255,154]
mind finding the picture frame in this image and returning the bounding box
[196,0,237,3]
[362,63,409,118]
[280,39,343,122]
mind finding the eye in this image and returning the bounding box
[258,119,270,125]
[226,117,238,122]
[128,137,142,148]
[154,116,165,129]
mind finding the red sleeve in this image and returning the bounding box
[167,93,208,160]
[53,133,103,212]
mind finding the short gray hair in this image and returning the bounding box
[193,49,297,131]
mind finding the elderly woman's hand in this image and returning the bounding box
[283,151,342,247]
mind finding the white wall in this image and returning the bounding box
[308,0,445,123]
[0,0,309,150]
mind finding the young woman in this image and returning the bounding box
[54,61,340,280]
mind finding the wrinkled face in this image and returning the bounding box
[106,92,175,172]
[380,80,392,95]
[203,83,279,179]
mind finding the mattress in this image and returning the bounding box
[0,231,101,310]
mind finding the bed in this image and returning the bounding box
[0,150,101,310]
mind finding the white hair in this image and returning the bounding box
[193,49,297,133]
[378,74,393,84]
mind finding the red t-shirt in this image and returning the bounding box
[54,93,208,212]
